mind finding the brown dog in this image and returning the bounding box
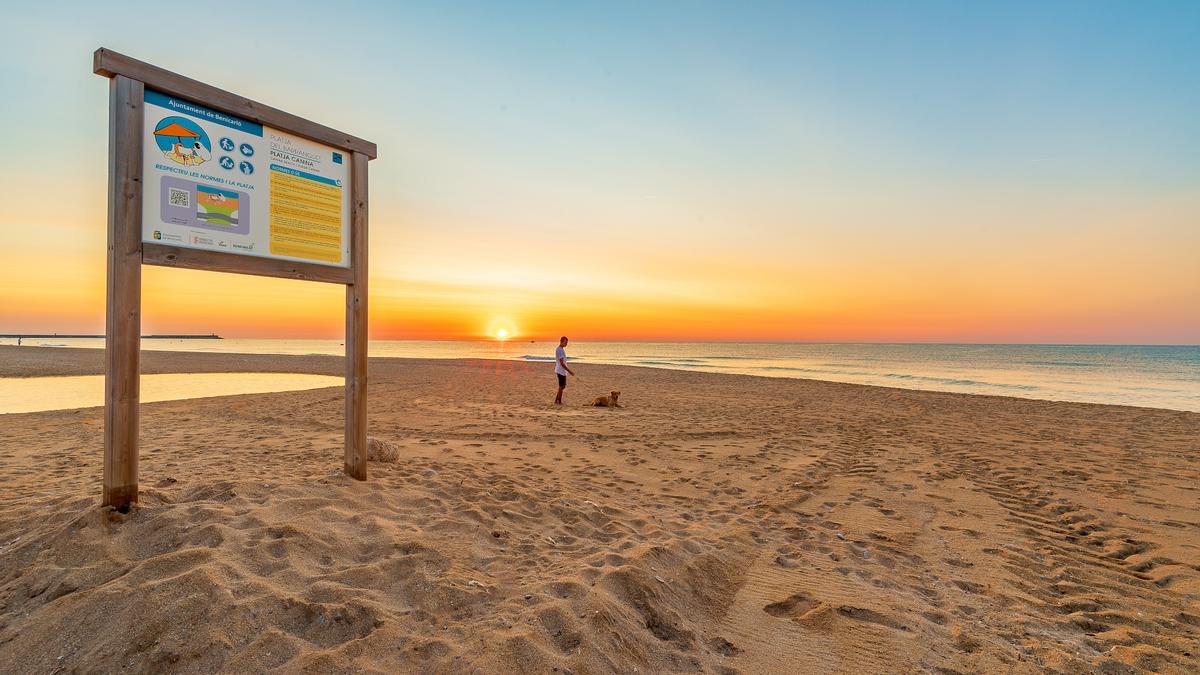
[591,391,622,408]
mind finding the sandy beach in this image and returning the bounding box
[0,346,1198,673]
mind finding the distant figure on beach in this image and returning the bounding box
[554,336,575,405]
[16,338,21,346]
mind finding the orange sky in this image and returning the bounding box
[2,175,1195,343]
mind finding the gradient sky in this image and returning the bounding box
[1,1,1197,343]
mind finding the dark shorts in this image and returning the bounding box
[557,374,567,388]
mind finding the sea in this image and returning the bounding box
[4,339,1199,413]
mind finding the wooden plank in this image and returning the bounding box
[94,48,377,159]
[104,75,144,511]
[143,242,354,285]
[344,152,369,480]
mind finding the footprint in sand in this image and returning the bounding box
[763,592,819,618]
[834,605,908,630]
[764,594,910,632]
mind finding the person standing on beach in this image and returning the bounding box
[554,336,575,405]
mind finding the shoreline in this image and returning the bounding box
[1,344,1197,417]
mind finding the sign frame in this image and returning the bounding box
[95,48,377,510]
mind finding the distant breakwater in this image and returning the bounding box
[2,334,223,339]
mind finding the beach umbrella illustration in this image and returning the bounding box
[154,121,201,147]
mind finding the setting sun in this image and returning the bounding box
[486,317,518,341]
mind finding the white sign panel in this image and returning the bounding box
[141,89,350,267]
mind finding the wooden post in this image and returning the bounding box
[103,75,144,510]
[344,152,369,480]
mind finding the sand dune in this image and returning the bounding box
[0,347,1198,673]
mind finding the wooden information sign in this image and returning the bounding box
[94,48,377,510]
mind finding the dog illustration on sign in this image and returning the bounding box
[153,116,212,166]
[196,185,239,225]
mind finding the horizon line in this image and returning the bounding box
[5,336,1197,347]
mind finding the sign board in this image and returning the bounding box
[142,90,351,267]
[94,48,376,511]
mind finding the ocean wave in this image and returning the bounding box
[634,359,729,368]
[880,372,1038,390]
[745,365,1040,392]
[1117,384,1188,394]
[520,355,556,362]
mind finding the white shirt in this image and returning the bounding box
[555,346,568,375]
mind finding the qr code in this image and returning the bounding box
[168,187,191,208]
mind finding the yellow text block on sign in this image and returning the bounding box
[269,167,343,263]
